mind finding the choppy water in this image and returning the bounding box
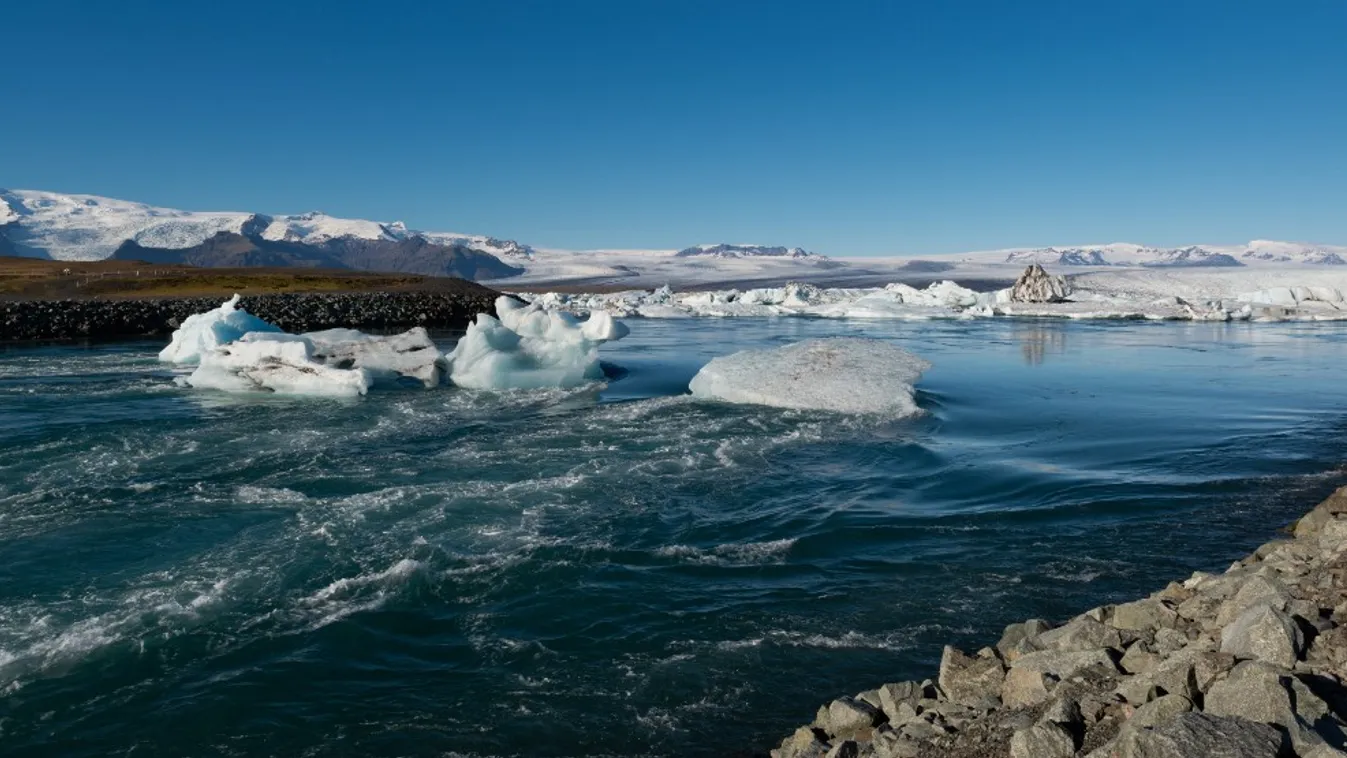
[3,318,1347,757]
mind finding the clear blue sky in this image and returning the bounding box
[4,1,1345,255]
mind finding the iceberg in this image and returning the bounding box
[158,294,283,364]
[298,327,444,387]
[446,296,629,390]
[183,336,372,397]
[688,338,931,415]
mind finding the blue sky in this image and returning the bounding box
[4,1,1345,255]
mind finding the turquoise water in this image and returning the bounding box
[3,318,1347,757]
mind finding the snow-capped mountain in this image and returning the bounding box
[0,189,527,280]
[675,243,823,260]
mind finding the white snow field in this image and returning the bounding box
[689,338,932,415]
[523,267,1347,323]
[446,296,630,390]
[158,295,284,364]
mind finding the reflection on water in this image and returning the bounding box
[1015,323,1068,365]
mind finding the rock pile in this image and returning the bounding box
[769,486,1347,758]
[1010,265,1071,304]
[0,290,500,342]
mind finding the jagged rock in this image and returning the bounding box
[778,726,831,758]
[1003,666,1057,708]
[1216,575,1294,627]
[820,697,882,739]
[1009,721,1076,758]
[1118,657,1200,706]
[1112,598,1179,632]
[1152,628,1190,655]
[823,740,859,758]
[1014,648,1118,679]
[1220,603,1304,668]
[1038,617,1128,652]
[999,619,1052,660]
[1125,694,1194,732]
[1204,661,1296,727]
[1010,264,1070,303]
[876,682,925,722]
[1116,712,1288,758]
[938,646,1006,706]
[1295,487,1347,539]
[1120,642,1163,675]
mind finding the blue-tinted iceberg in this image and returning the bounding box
[447,296,629,390]
[689,338,931,415]
[158,294,284,364]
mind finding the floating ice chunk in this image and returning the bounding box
[297,327,443,387]
[184,336,372,397]
[447,296,628,390]
[688,338,931,415]
[158,294,283,364]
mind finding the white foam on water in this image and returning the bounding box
[655,538,796,566]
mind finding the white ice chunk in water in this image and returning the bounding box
[158,294,283,364]
[688,338,931,415]
[184,336,372,397]
[298,327,444,387]
[447,296,628,390]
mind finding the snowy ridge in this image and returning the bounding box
[0,189,254,261]
[0,188,531,264]
[676,243,822,260]
[258,211,409,244]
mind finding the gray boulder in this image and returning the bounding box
[1216,575,1293,627]
[938,646,1006,706]
[1116,712,1288,758]
[1204,661,1296,727]
[1010,721,1076,758]
[1112,598,1179,632]
[1014,647,1118,679]
[1003,666,1057,708]
[1125,694,1194,732]
[1220,603,1304,668]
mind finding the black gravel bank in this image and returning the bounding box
[0,290,502,343]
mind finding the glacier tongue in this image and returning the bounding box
[689,338,931,416]
[446,296,629,390]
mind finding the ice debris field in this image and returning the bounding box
[523,266,1347,323]
[159,295,935,414]
[160,264,1347,406]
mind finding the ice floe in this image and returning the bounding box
[688,338,931,415]
[158,294,283,364]
[183,336,373,397]
[446,296,630,390]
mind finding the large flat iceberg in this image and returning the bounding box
[183,337,373,398]
[158,294,283,364]
[688,338,931,415]
[446,296,630,390]
[164,296,449,396]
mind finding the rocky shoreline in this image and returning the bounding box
[0,289,500,342]
[767,487,1347,758]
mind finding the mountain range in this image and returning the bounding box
[3,189,1345,285]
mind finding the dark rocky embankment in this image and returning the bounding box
[0,289,500,342]
[768,488,1347,758]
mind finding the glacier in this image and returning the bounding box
[446,296,630,390]
[689,338,932,415]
